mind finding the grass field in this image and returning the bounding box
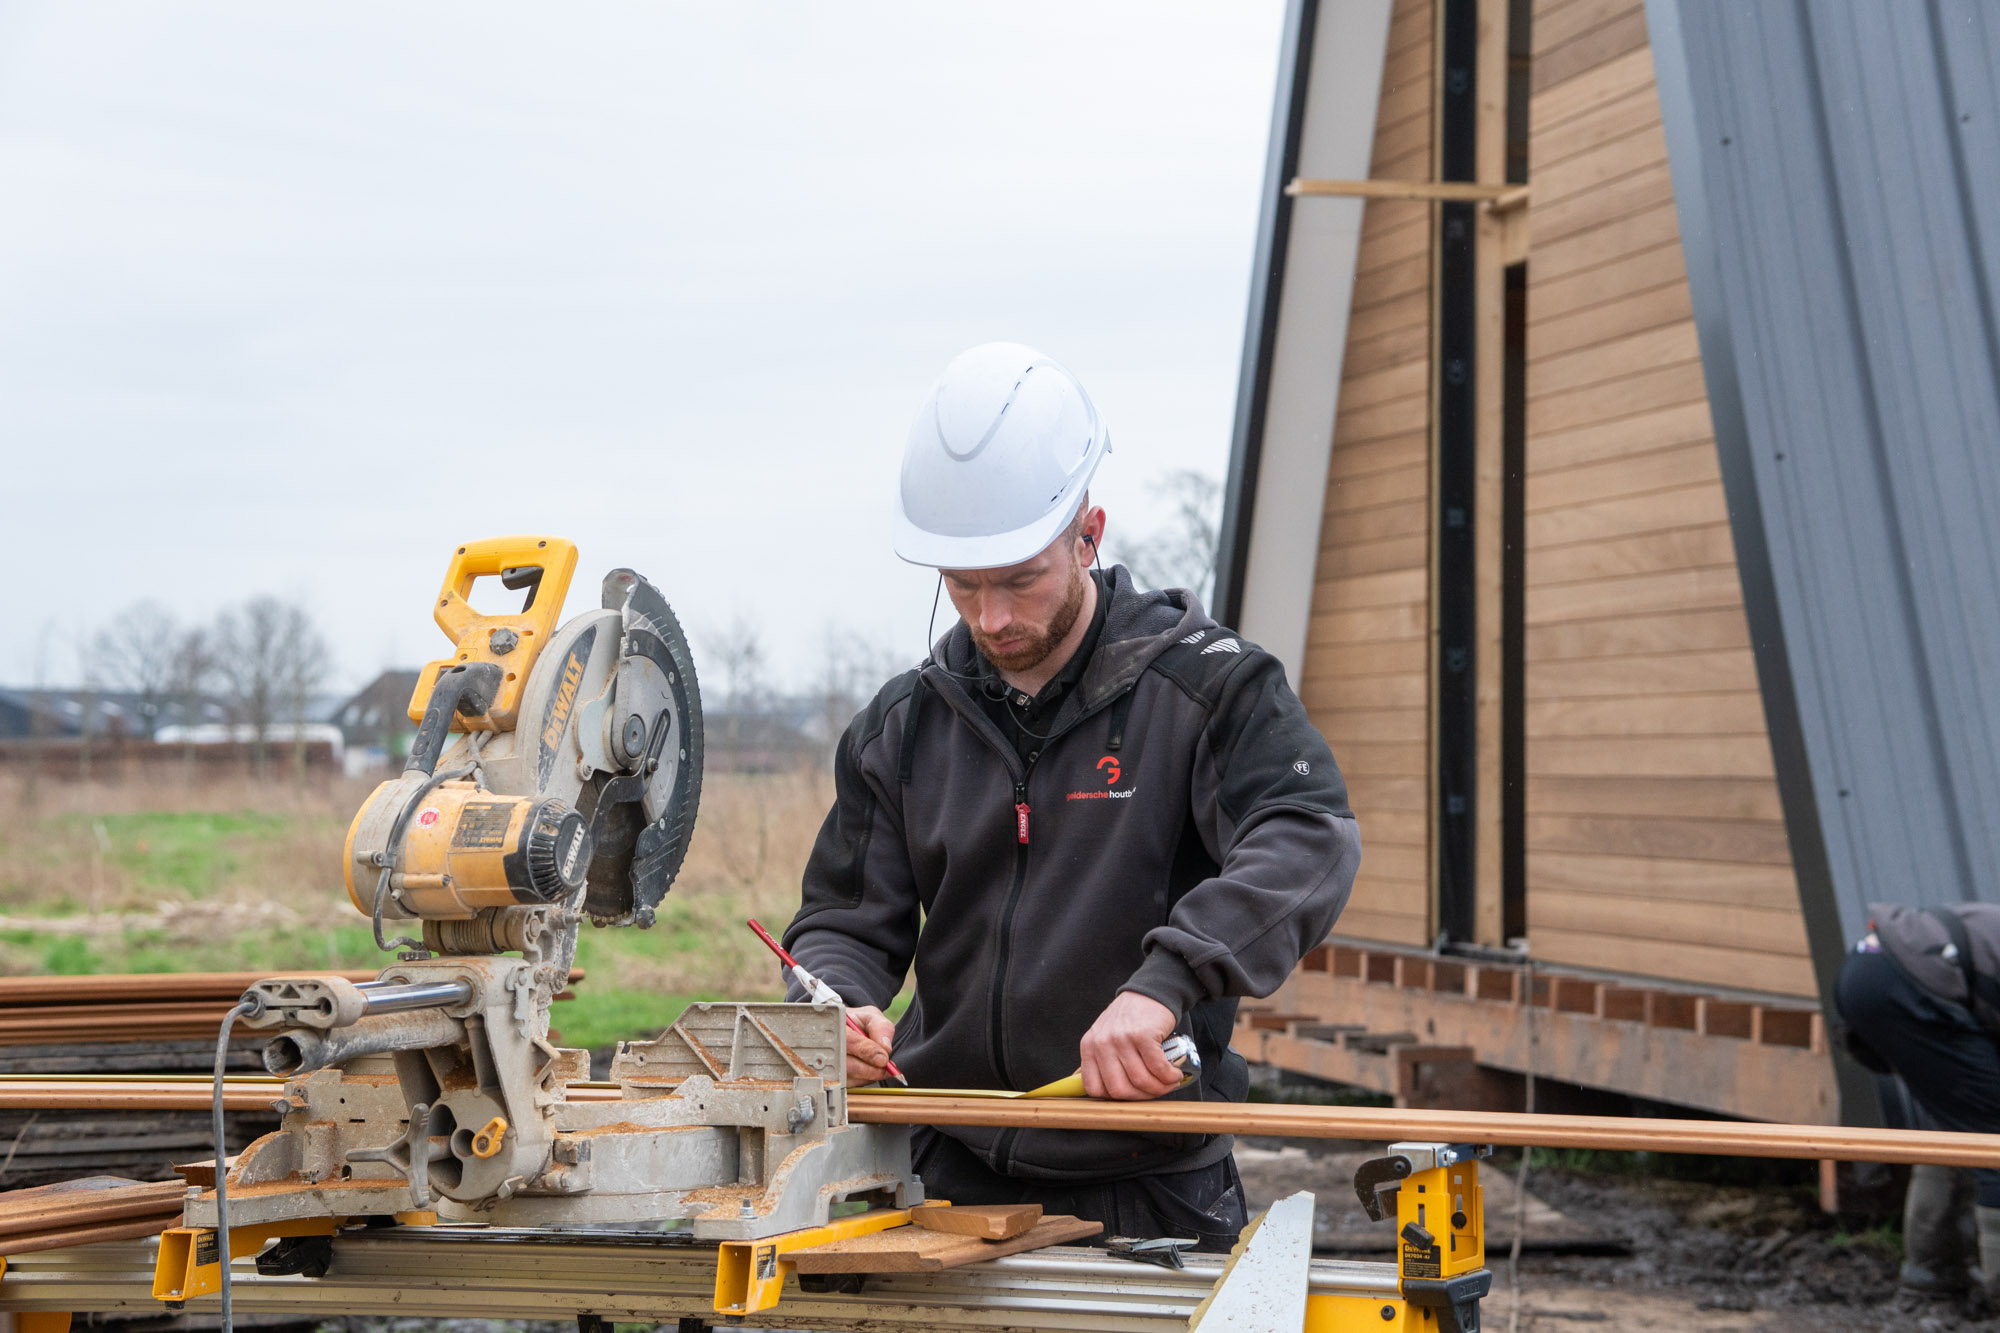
[0,767,835,1049]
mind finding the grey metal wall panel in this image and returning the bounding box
[1649,0,2000,1039]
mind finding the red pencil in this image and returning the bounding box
[747,919,907,1085]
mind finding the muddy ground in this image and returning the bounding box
[1235,1138,1994,1331]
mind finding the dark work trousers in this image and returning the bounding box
[1836,949,2000,1207]
[911,1127,1249,1252]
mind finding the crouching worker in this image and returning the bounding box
[781,343,1361,1251]
[1836,901,2000,1300]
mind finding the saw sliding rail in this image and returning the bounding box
[0,1233,1397,1331]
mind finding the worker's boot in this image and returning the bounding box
[1900,1164,1976,1295]
[1977,1203,2000,1306]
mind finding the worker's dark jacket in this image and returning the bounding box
[1869,902,2000,1035]
[784,567,1361,1182]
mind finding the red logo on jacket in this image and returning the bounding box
[1097,755,1121,785]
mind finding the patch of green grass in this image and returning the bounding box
[83,811,298,898]
[39,935,100,975]
[552,987,725,1051]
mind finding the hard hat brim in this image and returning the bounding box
[893,461,1101,571]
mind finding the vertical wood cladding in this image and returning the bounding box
[1302,0,1434,947]
[1522,0,1813,995]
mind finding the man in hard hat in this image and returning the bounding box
[782,342,1360,1250]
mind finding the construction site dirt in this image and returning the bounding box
[1234,1138,1983,1332]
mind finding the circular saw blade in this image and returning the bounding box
[592,569,704,926]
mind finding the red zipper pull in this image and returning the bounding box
[1014,784,1030,844]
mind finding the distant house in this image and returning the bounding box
[0,687,225,741]
[331,671,423,775]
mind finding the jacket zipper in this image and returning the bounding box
[989,753,1038,1094]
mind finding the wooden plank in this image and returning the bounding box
[1354,209,1433,275]
[1326,460,1428,512]
[1528,319,1701,392]
[1344,286,1429,349]
[1344,768,1440,808]
[911,1204,1040,1240]
[844,1093,2000,1167]
[1321,497,1427,547]
[1377,74,1434,131]
[1526,440,1717,514]
[1309,565,1427,610]
[1302,670,1426,711]
[1332,908,1433,948]
[1372,144,1434,185]
[1528,774,1786,821]
[1534,85,1662,171]
[1344,809,1428,845]
[1531,44,1656,137]
[1529,201,1684,285]
[1313,706,1428,744]
[1531,238,1686,323]
[1526,847,1796,908]
[1526,566,1748,626]
[1329,431,1428,484]
[1531,0,1641,58]
[1318,533,1429,580]
[787,1214,1103,1273]
[1527,812,1792,866]
[1531,119,1670,213]
[1531,157,1676,248]
[1529,399,1714,473]
[1531,281,1695,363]
[1533,6,1651,94]
[1526,926,1816,996]
[1324,742,1429,778]
[1526,606,1751,660]
[1308,603,1427,644]
[1354,842,1429,881]
[1526,646,1760,698]
[1338,360,1429,416]
[1527,481,1729,550]
[1352,248,1431,312]
[1531,889,1809,956]
[1334,392,1429,451]
[1525,359,1708,438]
[1526,734,1777,779]
[1372,112,1436,178]
[1527,523,1737,585]
[1343,318,1433,379]
[1301,636,1427,679]
[1525,690,1769,738]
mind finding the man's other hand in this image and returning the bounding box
[1079,992,1181,1100]
[844,1005,896,1085]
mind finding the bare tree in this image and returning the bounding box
[213,597,328,777]
[813,627,902,768]
[90,601,180,738]
[1112,469,1223,605]
[705,614,769,771]
[167,626,216,775]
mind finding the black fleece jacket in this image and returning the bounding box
[783,567,1360,1181]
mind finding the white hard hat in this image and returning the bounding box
[893,342,1112,570]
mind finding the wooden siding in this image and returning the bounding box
[1302,0,1433,948]
[1522,0,1814,996]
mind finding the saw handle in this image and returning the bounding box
[406,662,503,775]
[408,536,579,733]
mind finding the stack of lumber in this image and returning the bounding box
[0,1176,180,1255]
[790,1204,1102,1274]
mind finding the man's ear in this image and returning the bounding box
[1079,506,1107,560]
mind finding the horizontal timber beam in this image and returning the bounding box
[1287,178,1531,209]
[2,1076,1992,1169]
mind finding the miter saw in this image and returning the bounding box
[171,537,917,1272]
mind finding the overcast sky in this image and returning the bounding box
[0,3,1285,697]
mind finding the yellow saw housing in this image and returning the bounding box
[343,781,588,919]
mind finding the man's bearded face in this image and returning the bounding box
[943,530,1092,675]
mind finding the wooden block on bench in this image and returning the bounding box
[911,1203,1041,1240]
[788,1214,1103,1273]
